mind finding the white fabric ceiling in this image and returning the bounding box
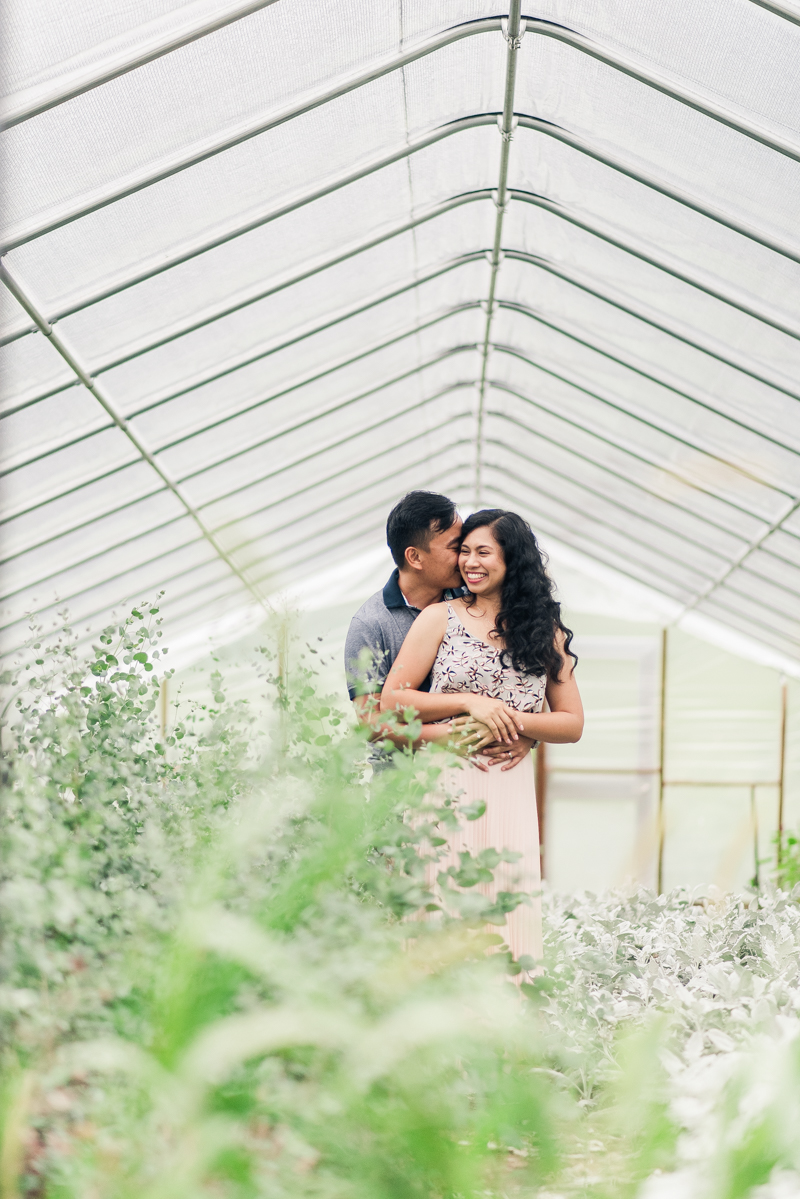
[1,0,799,666]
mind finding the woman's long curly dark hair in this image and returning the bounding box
[461,509,577,680]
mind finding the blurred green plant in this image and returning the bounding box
[2,604,799,1199]
[0,604,572,1198]
[774,828,800,891]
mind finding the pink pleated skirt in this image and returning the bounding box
[427,751,543,964]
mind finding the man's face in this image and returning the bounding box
[413,517,463,590]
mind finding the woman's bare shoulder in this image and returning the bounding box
[413,600,450,629]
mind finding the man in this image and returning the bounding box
[344,490,534,766]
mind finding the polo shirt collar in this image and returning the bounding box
[382,568,414,610]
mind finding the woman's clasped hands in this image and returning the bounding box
[460,694,523,746]
[447,695,524,761]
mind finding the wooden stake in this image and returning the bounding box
[536,741,548,881]
[777,676,788,868]
[657,627,668,894]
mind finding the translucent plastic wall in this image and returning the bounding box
[2,0,800,676]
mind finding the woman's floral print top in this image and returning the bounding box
[429,604,546,713]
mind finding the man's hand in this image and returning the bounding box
[451,715,535,770]
[483,735,536,770]
[352,694,456,753]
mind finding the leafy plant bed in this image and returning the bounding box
[1,604,799,1198]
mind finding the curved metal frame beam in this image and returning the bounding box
[222,418,768,587]
[8,185,798,426]
[241,426,743,585]
[508,190,800,342]
[161,334,787,534]
[141,329,476,455]
[746,0,800,25]
[4,240,796,522]
[0,259,271,611]
[0,424,474,609]
[1,450,471,606]
[482,435,734,560]
[5,0,789,127]
[483,445,800,635]
[482,476,695,604]
[491,342,795,496]
[482,459,719,578]
[174,369,477,486]
[4,101,796,348]
[515,116,800,266]
[8,374,797,639]
[20,435,798,640]
[479,484,798,625]
[523,18,800,161]
[221,448,474,549]
[679,493,800,617]
[0,547,246,643]
[481,467,713,596]
[483,419,749,574]
[247,518,390,592]
[1,524,207,609]
[502,456,800,603]
[275,446,762,599]
[495,299,800,459]
[711,579,800,637]
[696,599,800,658]
[3,293,790,538]
[37,190,490,333]
[1,303,480,475]
[158,321,788,502]
[6,170,795,366]
[2,458,468,631]
[0,40,499,249]
[0,413,472,570]
[503,249,800,402]
[230,462,472,570]
[99,263,480,380]
[0,380,474,537]
[4,10,800,251]
[486,382,774,527]
[1,1,282,127]
[211,400,744,554]
[196,404,475,516]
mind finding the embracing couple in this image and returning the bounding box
[344,491,583,963]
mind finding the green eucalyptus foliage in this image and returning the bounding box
[0,604,570,1199]
[2,605,800,1199]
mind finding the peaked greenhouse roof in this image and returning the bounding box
[1,0,799,668]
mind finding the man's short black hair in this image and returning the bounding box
[386,491,458,568]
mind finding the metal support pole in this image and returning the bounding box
[475,1,523,505]
[535,741,548,880]
[747,0,800,26]
[657,627,668,893]
[777,675,788,868]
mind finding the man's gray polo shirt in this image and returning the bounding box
[344,570,464,700]
[344,569,427,701]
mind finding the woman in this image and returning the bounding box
[380,509,583,966]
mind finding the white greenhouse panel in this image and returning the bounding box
[1,0,799,680]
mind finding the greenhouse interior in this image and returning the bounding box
[2,1,800,1196]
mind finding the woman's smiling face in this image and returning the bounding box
[459,523,506,597]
